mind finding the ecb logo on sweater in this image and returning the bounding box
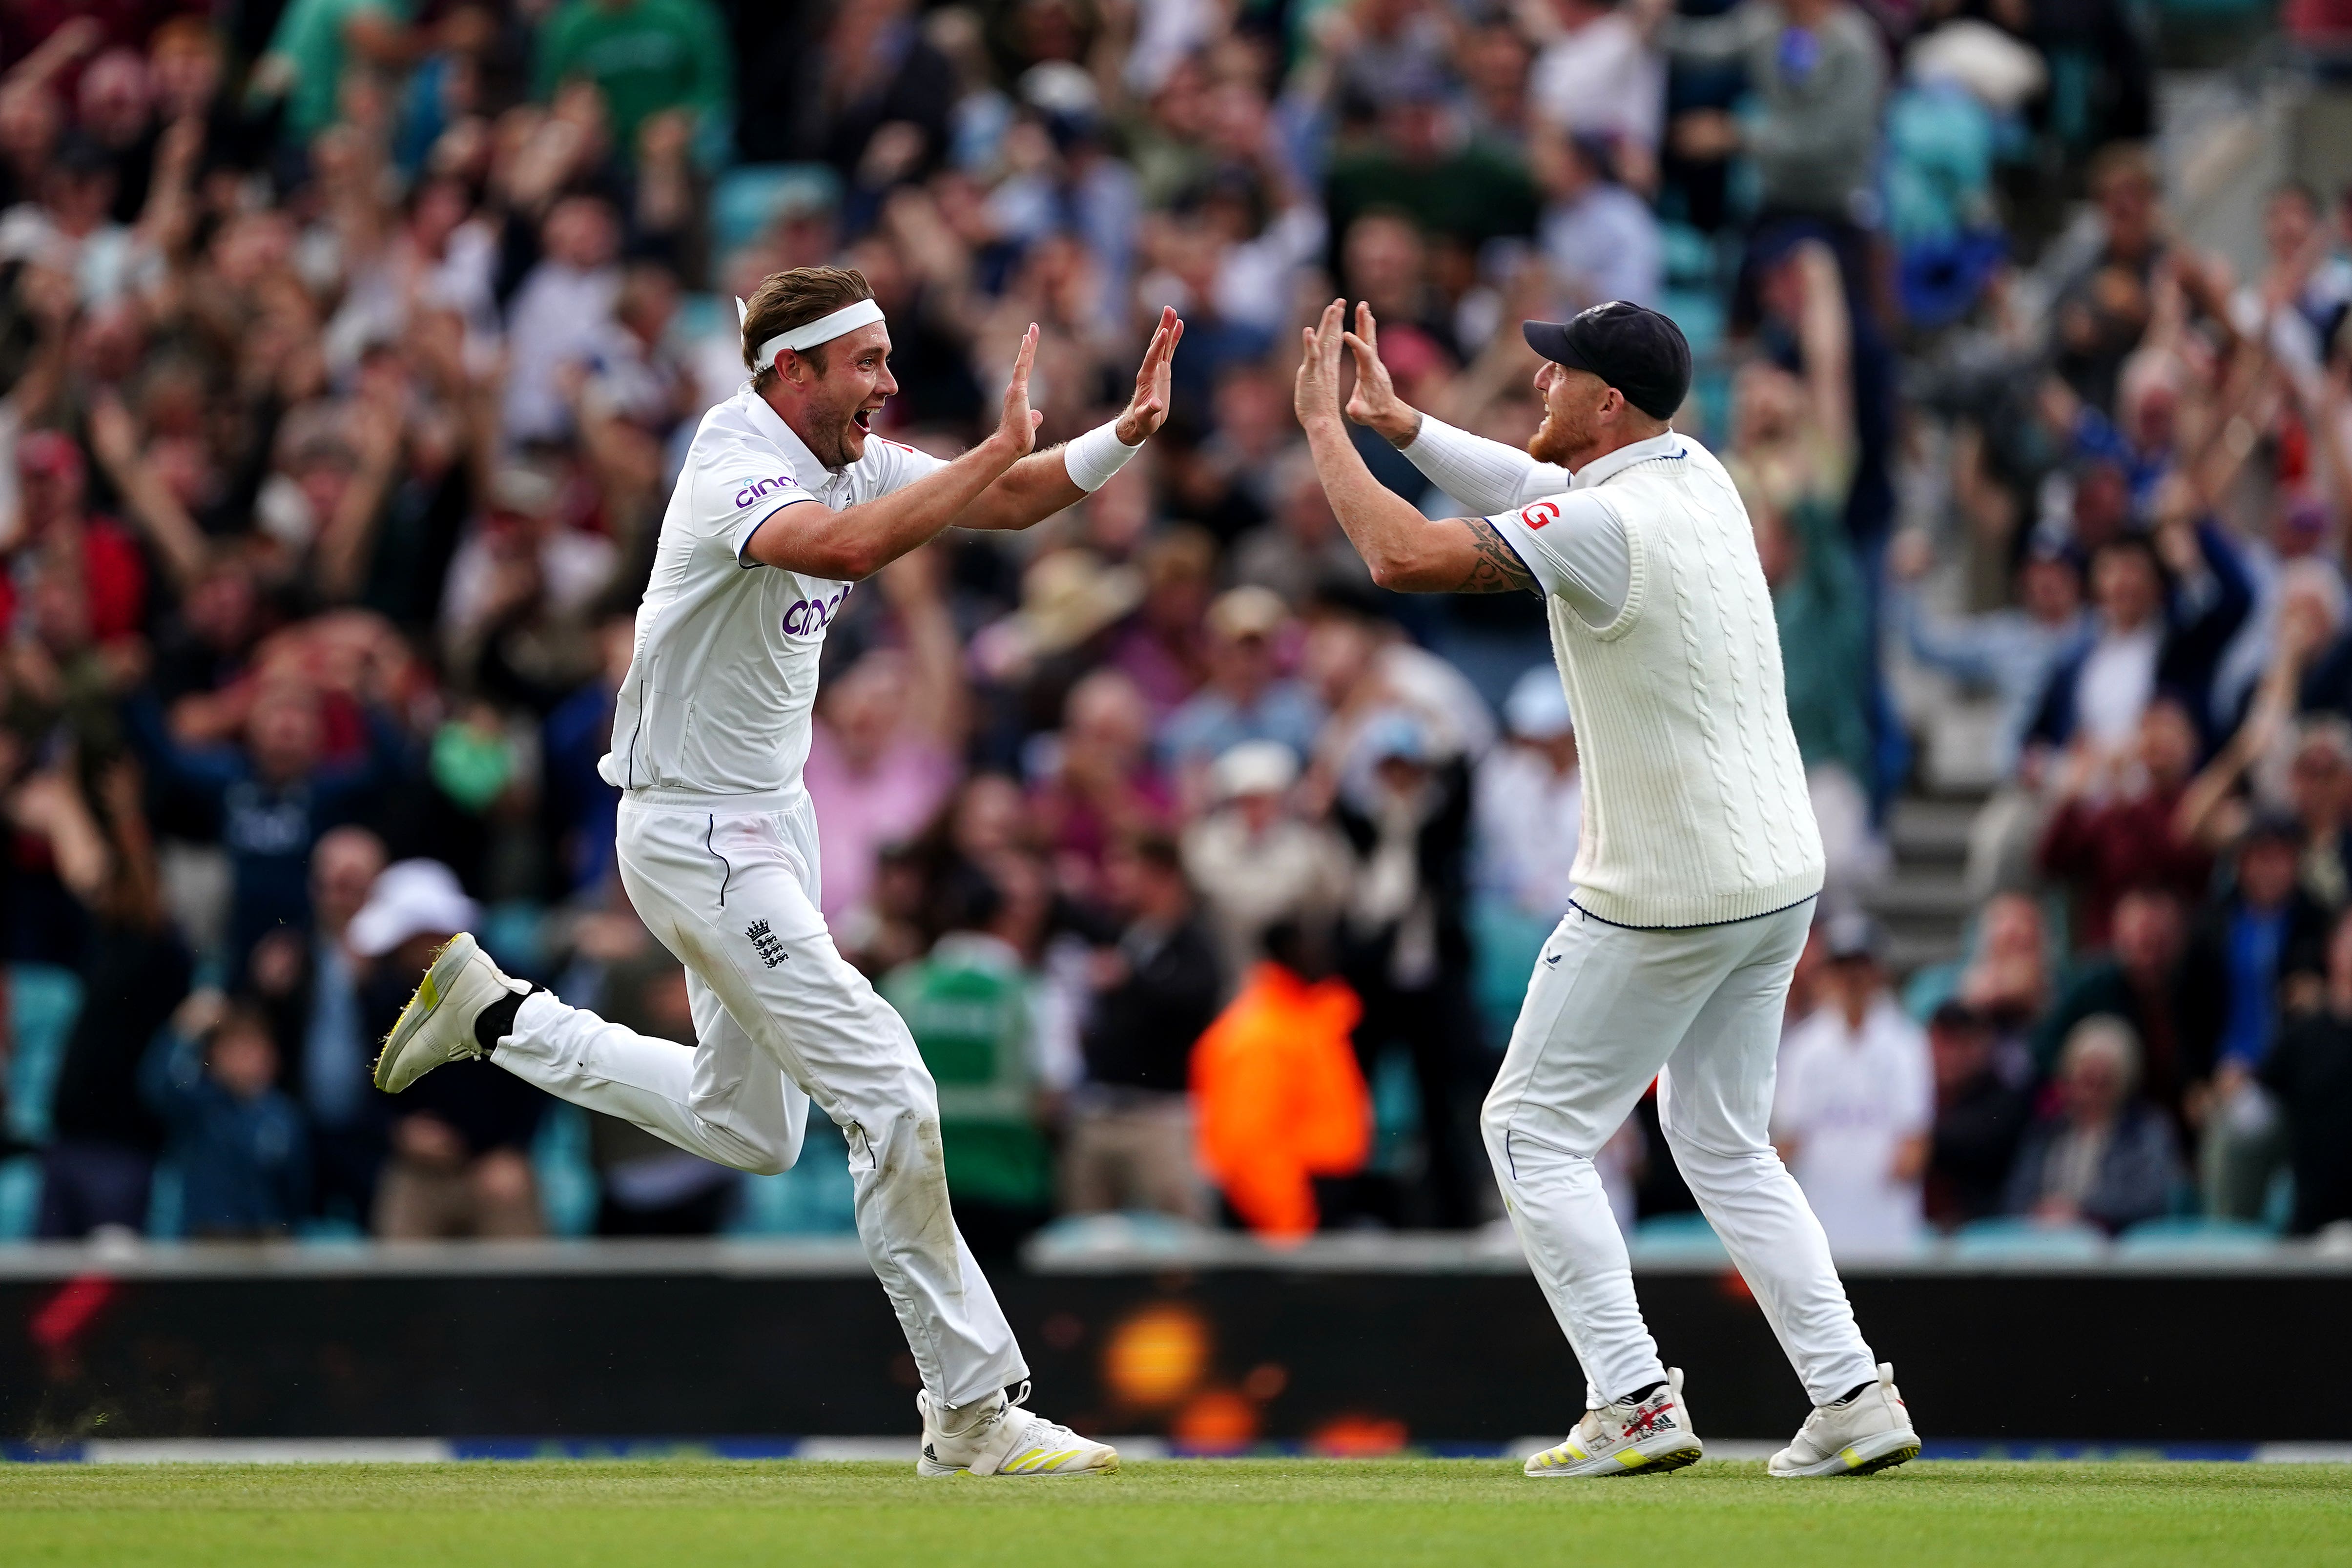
[1520,500,1561,531]
[746,920,788,968]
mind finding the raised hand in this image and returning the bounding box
[994,323,1044,460]
[1115,306,1185,444]
[1294,298,1349,430]
[1341,302,1419,446]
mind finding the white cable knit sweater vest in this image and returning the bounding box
[1548,439,1823,928]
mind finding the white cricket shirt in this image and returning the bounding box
[1773,997,1934,1254]
[599,388,946,799]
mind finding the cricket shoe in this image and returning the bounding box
[915,1382,1119,1477]
[373,933,529,1093]
[1768,1362,1920,1477]
[1523,1367,1703,1477]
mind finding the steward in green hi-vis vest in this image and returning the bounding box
[881,932,1052,1213]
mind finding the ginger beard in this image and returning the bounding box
[777,320,895,469]
[1527,362,1614,469]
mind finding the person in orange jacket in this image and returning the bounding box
[1191,921,1371,1240]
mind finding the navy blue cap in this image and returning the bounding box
[1522,301,1692,420]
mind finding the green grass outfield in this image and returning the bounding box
[2,1459,2348,1567]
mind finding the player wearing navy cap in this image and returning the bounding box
[1297,296,1918,1479]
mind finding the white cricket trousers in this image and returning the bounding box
[491,789,1027,1409]
[1483,898,1877,1409]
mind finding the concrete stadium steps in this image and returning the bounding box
[1868,792,1986,976]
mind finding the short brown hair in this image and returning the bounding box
[741,266,875,383]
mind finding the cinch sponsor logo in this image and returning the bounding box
[1521,500,1561,530]
[783,585,852,638]
[734,476,797,509]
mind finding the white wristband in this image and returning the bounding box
[1063,420,1142,494]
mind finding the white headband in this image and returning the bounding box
[737,296,887,370]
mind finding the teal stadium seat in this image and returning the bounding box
[728,1118,858,1236]
[0,964,87,1240]
[1950,1215,2109,1260]
[2116,1216,2280,1256]
[1631,1210,1730,1261]
[712,164,842,257]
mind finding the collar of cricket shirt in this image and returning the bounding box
[1569,429,1685,491]
[740,386,847,494]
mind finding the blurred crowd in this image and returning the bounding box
[0,0,2346,1255]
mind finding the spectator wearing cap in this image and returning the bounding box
[1335,708,1485,1229]
[1922,1001,2031,1231]
[2004,1015,2181,1233]
[1772,915,1934,1254]
[1474,666,1584,925]
[2262,906,2352,1235]
[1532,126,1661,309]
[1889,533,2090,779]
[970,549,1144,754]
[1182,741,1355,989]
[352,860,546,1238]
[1158,585,1324,804]
[1470,666,1583,1042]
[1063,830,1223,1224]
[2181,814,2328,1219]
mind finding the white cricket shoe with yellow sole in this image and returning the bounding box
[1768,1362,1920,1477]
[916,1382,1119,1477]
[1524,1367,1703,1477]
[372,933,529,1093]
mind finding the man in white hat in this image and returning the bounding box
[373,267,1184,1476]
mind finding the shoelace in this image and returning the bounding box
[999,1383,1089,1455]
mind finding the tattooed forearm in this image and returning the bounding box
[1449,516,1540,595]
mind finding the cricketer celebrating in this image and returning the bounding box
[376,267,1182,1478]
[1297,297,1919,1479]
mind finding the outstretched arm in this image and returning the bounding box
[955,308,1183,532]
[1296,300,1537,595]
[746,326,1044,578]
[1343,304,1567,512]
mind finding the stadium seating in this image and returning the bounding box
[1950,1216,2110,1260]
